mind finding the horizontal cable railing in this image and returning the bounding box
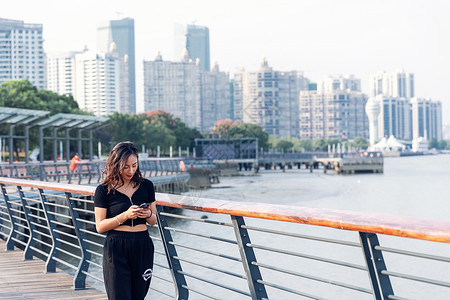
[0,177,449,299]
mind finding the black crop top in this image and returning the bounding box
[94,178,155,227]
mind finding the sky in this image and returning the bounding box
[4,0,450,124]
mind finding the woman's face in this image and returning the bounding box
[121,154,138,182]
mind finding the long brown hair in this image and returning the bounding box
[102,141,142,193]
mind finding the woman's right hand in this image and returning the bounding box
[124,205,141,220]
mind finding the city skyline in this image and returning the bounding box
[3,0,450,124]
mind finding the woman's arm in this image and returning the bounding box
[139,202,157,226]
[94,206,140,233]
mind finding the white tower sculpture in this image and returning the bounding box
[365,96,381,146]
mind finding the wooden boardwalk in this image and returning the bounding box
[0,240,106,299]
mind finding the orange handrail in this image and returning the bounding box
[1,177,449,243]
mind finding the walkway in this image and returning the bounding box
[0,240,106,300]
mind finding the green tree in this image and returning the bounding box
[226,123,269,149]
[437,140,448,149]
[428,138,439,149]
[350,137,369,150]
[276,139,294,152]
[0,80,83,114]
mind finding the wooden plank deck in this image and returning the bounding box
[0,240,106,299]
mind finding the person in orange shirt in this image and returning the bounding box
[70,154,81,172]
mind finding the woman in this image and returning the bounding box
[94,141,157,300]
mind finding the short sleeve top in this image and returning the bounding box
[94,178,155,227]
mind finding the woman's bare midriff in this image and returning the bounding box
[114,224,148,232]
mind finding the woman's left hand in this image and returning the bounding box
[137,207,153,219]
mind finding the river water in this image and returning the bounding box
[149,154,450,300]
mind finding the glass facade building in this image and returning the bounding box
[174,23,210,72]
[97,18,136,113]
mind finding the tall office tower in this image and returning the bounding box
[0,18,46,89]
[318,74,361,93]
[143,52,230,131]
[74,51,121,116]
[299,90,368,140]
[200,62,231,131]
[410,98,442,141]
[47,51,80,96]
[97,18,136,113]
[174,23,210,71]
[375,95,412,140]
[370,69,414,98]
[233,58,306,138]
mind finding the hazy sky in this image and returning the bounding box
[5,0,450,123]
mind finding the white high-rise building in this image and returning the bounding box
[0,18,46,89]
[370,69,414,98]
[376,95,412,140]
[299,90,368,140]
[47,51,80,96]
[143,51,230,131]
[74,51,120,116]
[233,58,307,138]
[410,98,442,141]
[318,74,361,93]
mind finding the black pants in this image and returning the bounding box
[103,230,154,300]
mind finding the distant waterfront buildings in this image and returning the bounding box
[174,23,210,71]
[143,51,230,132]
[0,18,46,89]
[233,58,308,138]
[47,51,80,96]
[375,95,412,140]
[97,18,136,113]
[317,74,361,93]
[370,69,414,98]
[410,97,442,141]
[299,89,368,140]
[74,50,121,116]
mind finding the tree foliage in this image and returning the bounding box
[0,80,84,115]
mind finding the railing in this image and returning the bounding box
[0,177,449,299]
[0,158,184,184]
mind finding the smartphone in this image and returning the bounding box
[138,203,151,209]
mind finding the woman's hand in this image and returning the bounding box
[137,206,152,219]
[125,205,141,220]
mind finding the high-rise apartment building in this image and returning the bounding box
[47,51,80,96]
[0,18,46,89]
[174,23,210,71]
[410,97,442,141]
[318,74,361,93]
[143,52,230,131]
[299,90,368,140]
[97,18,136,113]
[375,95,412,140]
[233,58,307,138]
[74,51,120,116]
[370,69,414,98]
[200,62,231,131]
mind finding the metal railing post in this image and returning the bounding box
[231,215,268,300]
[156,205,189,299]
[359,232,394,300]
[17,186,35,260]
[38,188,60,272]
[64,192,91,290]
[1,183,17,250]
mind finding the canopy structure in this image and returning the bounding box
[371,135,406,152]
[0,107,109,164]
